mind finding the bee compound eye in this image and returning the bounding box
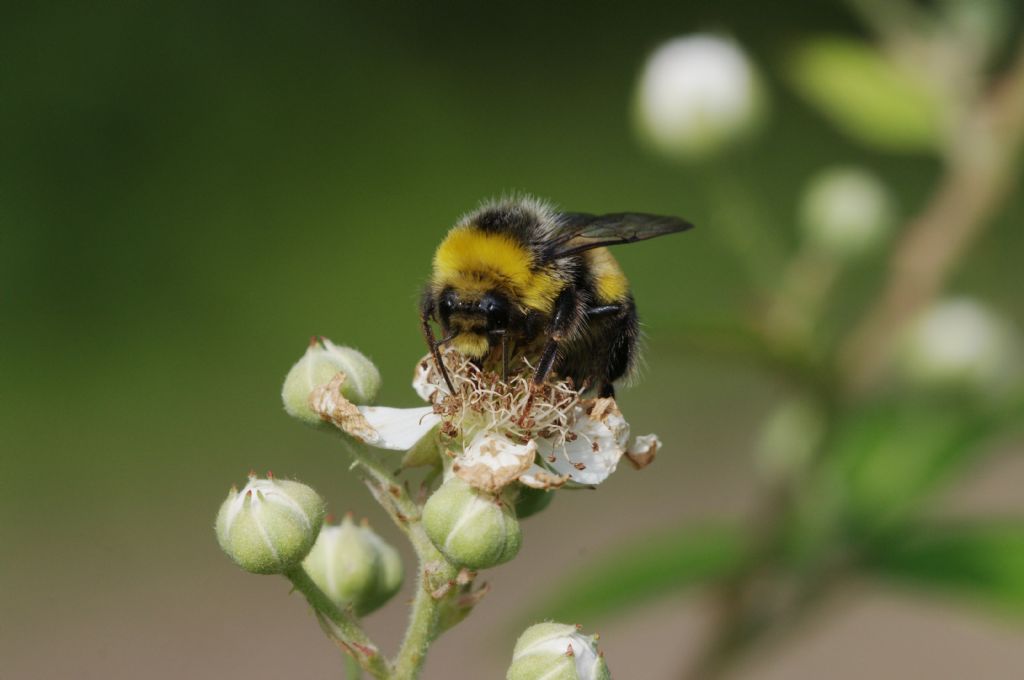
[483,295,508,329]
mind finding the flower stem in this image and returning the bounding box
[346,655,363,680]
[285,566,391,679]
[344,439,461,679]
[392,553,458,680]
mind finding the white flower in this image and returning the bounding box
[634,34,763,160]
[307,346,661,494]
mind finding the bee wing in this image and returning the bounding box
[546,212,694,260]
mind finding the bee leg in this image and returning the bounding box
[420,293,456,394]
[532,286,580,386]
[586,298,636,400]
[587,304,623,317]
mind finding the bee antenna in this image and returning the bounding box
[435,351,456,395]
[421,309,457,394]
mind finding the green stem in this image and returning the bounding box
[346,655,363,680]
[286,566,392,679]
[392,552,458,679]
[345,439,461,680]
[344,441,423,536]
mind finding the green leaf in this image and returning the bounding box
[787,37,942,152]
[828,398,1017,531]
[531,525,746,623]
[865,521,1024,613]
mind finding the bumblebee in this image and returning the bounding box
[420,196,693,398]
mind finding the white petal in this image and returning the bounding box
[625,434,661,470]
[412,355,452,403]
[453,431,537,493]
[310,373,441,451]
[534,398,629,487]
[357,406,441,450]
[519,465,570,490]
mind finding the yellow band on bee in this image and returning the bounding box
[587,248,629,302]
[433,226,562,311]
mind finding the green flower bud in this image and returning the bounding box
[302,515,404,616]
[508,623,611,680]
[215,474,326,574]
[282,337,381,425]
[799,166,894,258]
[513,485,554,520]
[423,477,521,570]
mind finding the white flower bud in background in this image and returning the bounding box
[302,514,404,616]
[898,297,1022,395]
[799,166,894,258]
[215,474,326,574]
[507,622,611,680]
[423,477,521,570]
[754,399,824,482]
[634,34,763,160]
[282,337,381,425]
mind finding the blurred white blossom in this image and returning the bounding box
[634,34,763,160]
[899,297,1022,395]
[755,399,824,481]
[800,166,895,258]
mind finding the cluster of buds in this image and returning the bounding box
[216,339,636,674]
[215,474,405,615]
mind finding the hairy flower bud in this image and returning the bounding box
[302,515,404,616]
[423,477,521,570]
[282,338,381,425]
[215,474,326,574]
[799,166,894,258]
[634,34,763,160]
[507,623,611,680]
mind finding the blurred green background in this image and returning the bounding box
[3,2,1023,678]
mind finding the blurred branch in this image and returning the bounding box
[841,35,1024,394]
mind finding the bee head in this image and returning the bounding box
[438,289,511,358]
